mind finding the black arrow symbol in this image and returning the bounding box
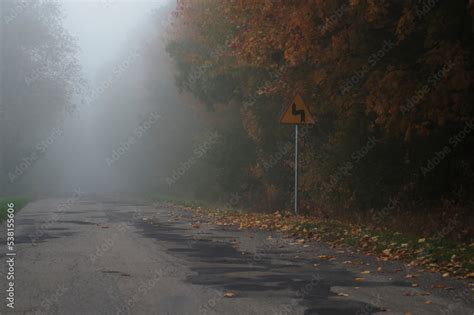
[291,103,305,122]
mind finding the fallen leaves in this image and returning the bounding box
[173,204,473,279]
[318,255,335,261]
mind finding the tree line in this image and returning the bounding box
[160,0,474,236]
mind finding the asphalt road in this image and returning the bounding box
[0,195,472,315]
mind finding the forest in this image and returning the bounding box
[0,1,473,307]
[158,0,474,240]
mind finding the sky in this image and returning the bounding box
[60,0,169,81]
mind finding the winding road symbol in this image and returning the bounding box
[280,94,315,125]
[291,103,305,122]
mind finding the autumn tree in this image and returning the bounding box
[165,0,474,232]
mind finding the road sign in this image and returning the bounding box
[280,95,315,216]
[280,94,315,125]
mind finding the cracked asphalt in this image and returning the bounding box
[0,196,472,314]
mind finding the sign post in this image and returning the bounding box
[280,94,315,215]
[294,125,298,215]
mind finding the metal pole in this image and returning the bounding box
[294,124,298,215]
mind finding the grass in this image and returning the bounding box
[0,197,30,222]
[292,219,474,275]
[151,195,245,213]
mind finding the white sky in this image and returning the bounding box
[60,0,169,80]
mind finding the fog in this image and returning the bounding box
[1,3,472,313]
[3,0,472,215]
[1,0,201,197]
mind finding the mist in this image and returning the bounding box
[1,0,200,197]
[1,2,473,314]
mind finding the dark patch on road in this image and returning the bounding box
[45,227,70,231]
[56,220,96,225]
[134,211,392,315]
[15,231,77,245]
[101,270,131,277]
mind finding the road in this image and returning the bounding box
[0,196,472,315]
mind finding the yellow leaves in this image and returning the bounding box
[318,255,335,261]
[354,277,365,282]
[178,204,473,280]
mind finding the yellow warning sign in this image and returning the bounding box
[280,94,315,125]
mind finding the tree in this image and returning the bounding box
[165,0,474,226]
[0,0,81,194]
